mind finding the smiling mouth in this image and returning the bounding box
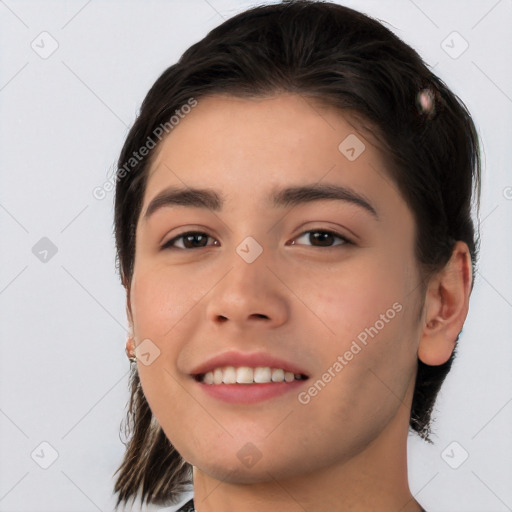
[194,366,309,385]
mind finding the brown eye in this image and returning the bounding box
[292,230,351,248]
[163,232,218,250]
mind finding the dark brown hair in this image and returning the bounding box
[112,0,481,508]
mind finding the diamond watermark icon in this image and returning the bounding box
[31,31,59,59]
[237,442,262,468]
[338,134,365,161]
[441,31,469,59]
[134,338,161,366]
[236,236,263,263]
[31,441,59,469]
[32,237,58,263]
[441,441,469,469]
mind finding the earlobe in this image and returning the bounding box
[418,241,473,366]
[125,337,136,362]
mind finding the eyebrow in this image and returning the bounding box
[143,183,379,220]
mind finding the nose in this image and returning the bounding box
[205,247,289,331]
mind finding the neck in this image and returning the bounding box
[191,398,422,512]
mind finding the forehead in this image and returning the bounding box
[142,94,404,221]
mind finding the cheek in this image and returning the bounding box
[128,265,192,404]
[303,253,419,397]
[128,266,204,443]
[130,262,205,340]
[304,257,406,342]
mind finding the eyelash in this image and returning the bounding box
[161,229,352,250]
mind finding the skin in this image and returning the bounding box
[125,94,472,512]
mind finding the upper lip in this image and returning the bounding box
[190,351,309,377]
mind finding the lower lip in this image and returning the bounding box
[195,379,307,404]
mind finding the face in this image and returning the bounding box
[128,94,425,483]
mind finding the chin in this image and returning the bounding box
[187,446,320,485]
[194,460,295,485]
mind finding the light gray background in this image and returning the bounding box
[0,1,511,511]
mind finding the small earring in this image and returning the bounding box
[125,338,137,363]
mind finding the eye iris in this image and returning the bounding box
[183,233,208,249]
[311,231,334,246]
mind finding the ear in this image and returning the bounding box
[418,241,473,365]
[125,280,134,333]
[125,282,136,357]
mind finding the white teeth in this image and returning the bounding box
[213,368,223,385]
[200,366,305,385]
[254,367,272,383]
[271,368,284,382]
[236,367,254,384]
[223,366,237,384]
